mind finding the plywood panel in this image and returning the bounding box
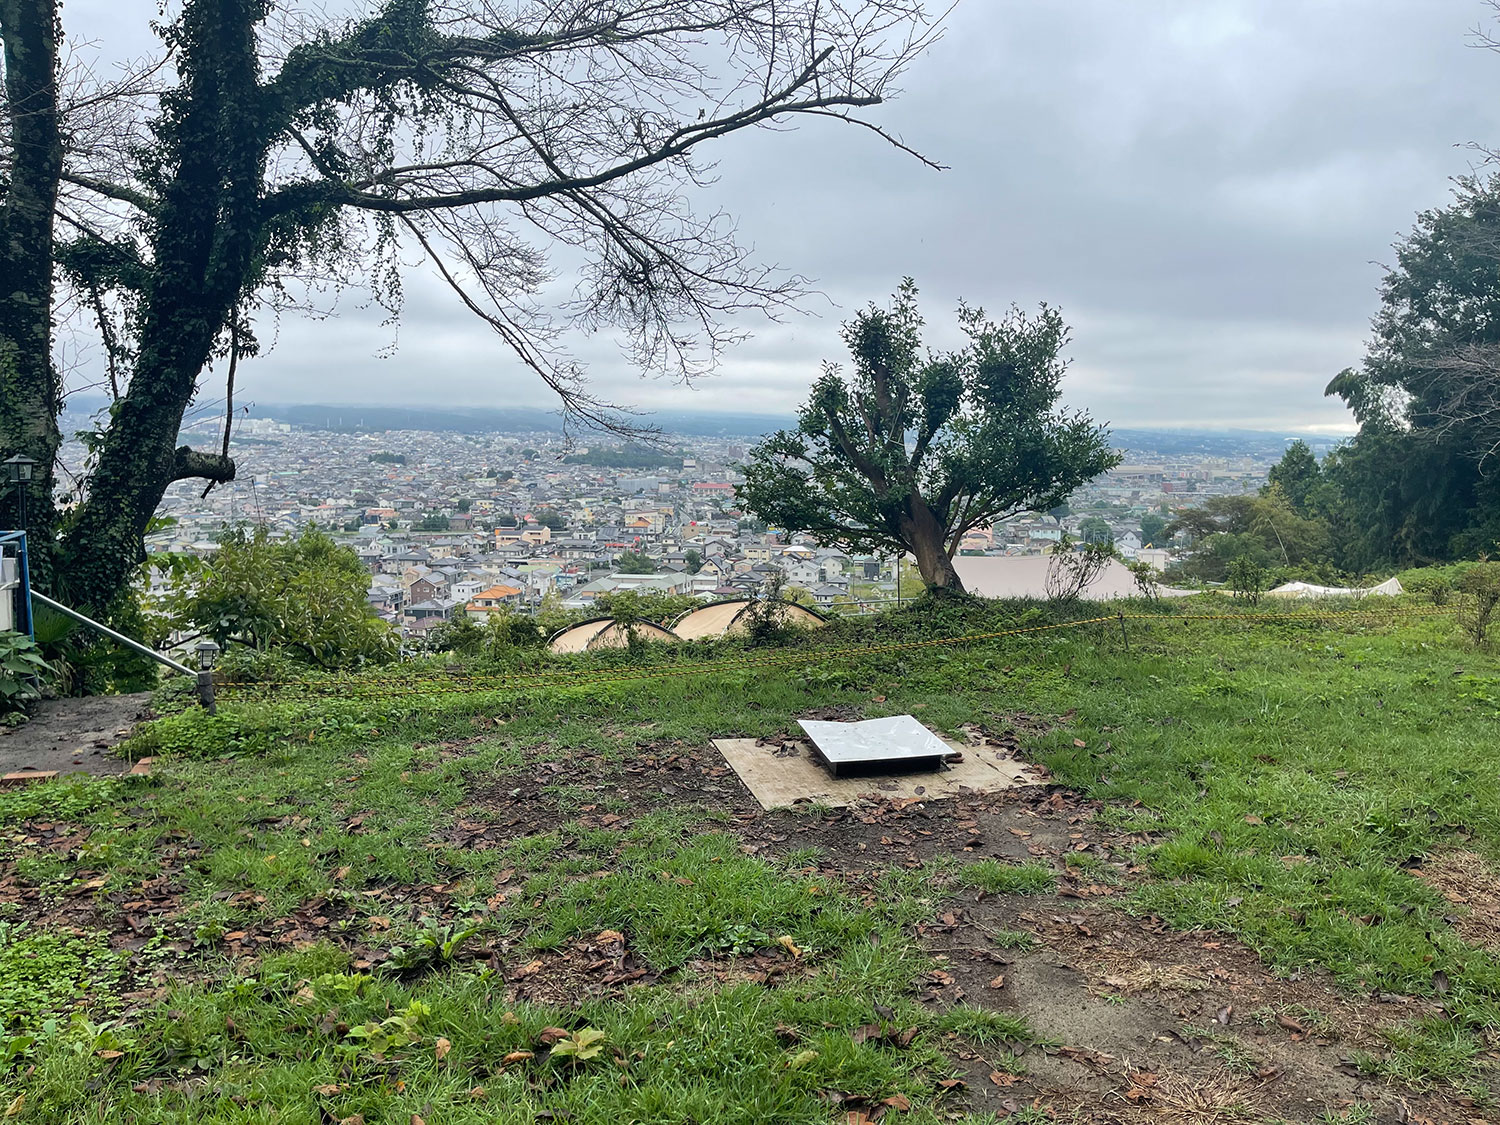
[712,737,1038,810]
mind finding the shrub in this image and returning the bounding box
[155,525,396,669]
[1128,558,1162,601]
[1457,561,1500,647]
[1227,556,1268,604]
[1045,533,1115,603]
[0,631,54,717]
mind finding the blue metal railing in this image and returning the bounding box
[0,530,32,638]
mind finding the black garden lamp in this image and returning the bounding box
[4,455,35,529]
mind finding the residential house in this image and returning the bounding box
[466,584,524,618]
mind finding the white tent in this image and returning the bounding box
[1265,577,1403,599]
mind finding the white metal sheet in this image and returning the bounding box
[797,716,952,766]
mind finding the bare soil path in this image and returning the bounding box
[0,693,152,778]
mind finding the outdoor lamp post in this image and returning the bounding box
[4,455,35,530]
[195,640,220,714]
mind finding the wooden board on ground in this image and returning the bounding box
[712,737,1040,810]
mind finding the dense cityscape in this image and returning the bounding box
[94,411,1315,640]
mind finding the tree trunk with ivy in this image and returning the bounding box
[0,0,63,588]
[54,0,252,614]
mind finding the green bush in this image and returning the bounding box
[1227,556,1268,604]
[154,525,396,670]
[1457,561,1500,647]
[0,631,53,717]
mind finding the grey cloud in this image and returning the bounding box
[64,0,1500,431]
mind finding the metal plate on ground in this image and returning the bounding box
[797,716,952,777]
[712,737,1039,810]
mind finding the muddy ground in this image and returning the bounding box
[0,693,151,778]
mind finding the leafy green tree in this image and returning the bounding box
[0,0,937,617]
[1321,175,1500,565]
[1265,440,1321,515]
[684,549,702,574]
[1168,493,1332,582]
[738,281,1120,593]
[1138,512,1168,547]
[614,551,657,575]
[1227,556,1268,604]
[533,508,567,531]
[161,525,395,668]
[594,590,697,625]
[413,513,451,532]
[456,499,472,514]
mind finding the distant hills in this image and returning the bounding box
[237,404,1346,455]
[60,393,1347,454]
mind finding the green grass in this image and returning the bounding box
[954,859,1055,896]
[1,597,1498,1118]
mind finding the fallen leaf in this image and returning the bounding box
[1275,1013,1308,1040]
[435,1037,451,1061]
[411,1116,426,1125]
[883,1093,912,1110]
[314,1084,341,1096]
[1073,738,1087,748]
[786,1048,819,1069]
[596,929,624,944]
[989,1071,1020,1087]
[502,1050,535,1064]
[986,974,1006,989]
[4,1096,21,1118]
[777,935,803,958]
[1243,814,1264,825]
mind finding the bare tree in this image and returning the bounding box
[1,0,943,613]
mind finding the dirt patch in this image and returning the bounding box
[921,893,1474,1124]
[1414,849,1500,952]
[0,692,152,777]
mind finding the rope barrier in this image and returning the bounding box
[216,602,1457,703]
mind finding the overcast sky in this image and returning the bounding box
[64,1,1500,432]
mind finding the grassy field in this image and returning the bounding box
[0,598,1497,1123]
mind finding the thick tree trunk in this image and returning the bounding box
[55,0,259,616]
[0,0,63,589]
[900,500,965,593]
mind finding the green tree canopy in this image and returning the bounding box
[614,551,657,574]
[1322,174,1500,563]
[159,525,394,668]
[1078,516,1113,546]
[1138,511,1168,547]
[1265,440,1321,516]
[737,281,1120,592]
